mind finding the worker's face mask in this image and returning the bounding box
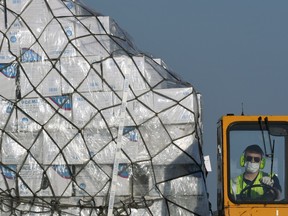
[245,161,260,173]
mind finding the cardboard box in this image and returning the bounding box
[72,92,113,129]
[60,57,103,94]
[48,0,77,17]
[74,163,110,196]
[75,16,119,36]
[39,18,76,59]
[149,165,206,197]
[1,132,27,164]
[133,56,168,89]
[42,127,90,165]
[0,63,17,99]
[113,90,154,126]
[47,95,72,119]
[20,61,62,98]
[74,16,123,59]
[153,87,197,124]
[17,97,45,132]
[1,131,42,164]
[16,95,72,132]
[102,56,148,91]
[0,164,17,192]
[18,164,73,197]
[82,127,117,158]
[75,163,132,196]
[0,98,17,132]
[1,21,20,56]
[0,33,16,62]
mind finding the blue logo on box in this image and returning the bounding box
[123,126,138,142]
[21,48,42,62]
[118,164,129,179]
[10,36,17,43]
[79,183,86,189]
[65,2,74,10]
[0,165,16,180]
[65,29,73,37]
[0,63,18,78]
[49,95,72,110]
[52,165,72,179]
[6,102,13,114]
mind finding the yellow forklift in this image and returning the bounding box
[216,115,288,215]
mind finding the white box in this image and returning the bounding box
[0,3,19,29]
[153,87,197,124]
[74,163,110,196]
[73,35,111,60]
[2,0,29,14]
[47,0,77,17]
[46,95,72,120]
[75,16,118,36]
[133,56,168,89]
[0,98,17,131]
[47,165,73,197]
[0,63,17,99]
[20,46,45,63]
[73,16,122,59]
[121,126,149,162]
[0,164,17,192]
[17,98,46,132]
[102,56,147,91]
[1,21,21,56]
[20,61,62,98]
[1,131,43,164]
[72,92,113,129]
[75,163,131,196]
[16,95,72,132]
[42,129,90,165]
[60,57,102,94]
[149,165,206,197]
[1,132,27,164]
[39,18,76,59]
[75,16,113,37]
[113,90,154,126]
[19,0,49,37]
[0,33,16,62]
[18,164,73,197]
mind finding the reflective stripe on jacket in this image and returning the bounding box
[230,171,271,200]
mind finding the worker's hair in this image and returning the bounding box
[244,144,264,156]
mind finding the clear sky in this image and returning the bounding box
[81,0,288,210]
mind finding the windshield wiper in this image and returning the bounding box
[264,117,275,177]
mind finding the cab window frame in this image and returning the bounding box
[227,121,288,204]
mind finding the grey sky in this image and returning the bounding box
[81,0,288,210]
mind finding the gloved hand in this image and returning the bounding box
[260,176,274,187]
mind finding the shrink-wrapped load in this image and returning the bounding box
[0,0,209,215]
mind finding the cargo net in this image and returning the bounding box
[0,0,209,215]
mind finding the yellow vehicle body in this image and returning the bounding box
[217,115,288,215]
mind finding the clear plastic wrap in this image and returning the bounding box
[0,0,209,215]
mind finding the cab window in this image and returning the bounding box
[228,122,288,203]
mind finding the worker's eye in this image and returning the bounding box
[246,156,261,163]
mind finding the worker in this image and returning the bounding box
[230,144,281,201]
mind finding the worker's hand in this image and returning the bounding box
[260,176,274,187]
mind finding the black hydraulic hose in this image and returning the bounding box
[4,0,8,29]
[265,117,275,176]
[258,116,268,157]
[265,117,273,151]
[270,140,275,177]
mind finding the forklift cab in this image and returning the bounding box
[217,115,288,215]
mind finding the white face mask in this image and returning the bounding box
[245,161,260,173]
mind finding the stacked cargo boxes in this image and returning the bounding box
[0,0,209,215]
